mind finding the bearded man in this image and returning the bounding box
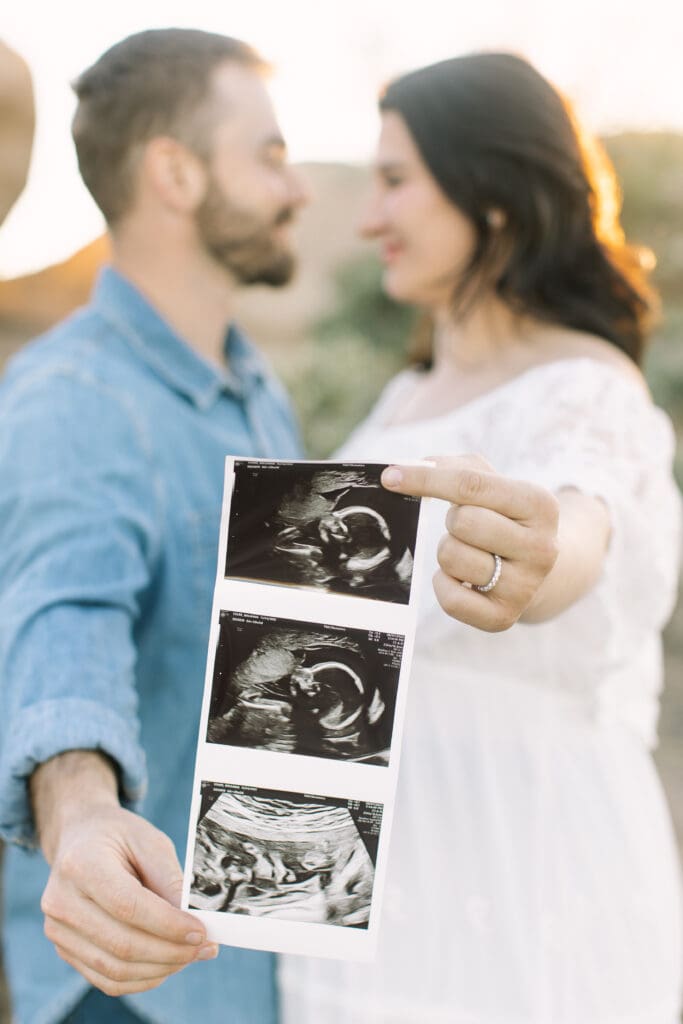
[0,28,307,1024]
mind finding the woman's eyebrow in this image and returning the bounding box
[376,160,408,174]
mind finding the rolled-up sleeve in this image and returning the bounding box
[0,363,163,846]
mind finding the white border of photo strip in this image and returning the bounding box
[182,457,430,960]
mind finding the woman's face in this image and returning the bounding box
[360,111,477,309]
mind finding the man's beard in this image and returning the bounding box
[195,178,297,287]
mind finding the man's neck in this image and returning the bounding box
[111,235,237,370]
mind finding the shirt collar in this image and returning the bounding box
[90,266,267,410]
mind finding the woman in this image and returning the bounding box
[279,53,683,1022]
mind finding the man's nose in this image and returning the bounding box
[287,166,311,209]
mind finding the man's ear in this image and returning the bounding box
[142,136,207,213]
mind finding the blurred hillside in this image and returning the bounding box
[606,134,683,901]
[607,133,683,483]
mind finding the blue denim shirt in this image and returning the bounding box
[0,267,303,1024]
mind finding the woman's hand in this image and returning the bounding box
[382,455,610,631]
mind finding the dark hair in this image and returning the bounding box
[380,53,657,364]
[72,28,268,225]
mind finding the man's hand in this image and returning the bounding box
[382,455,606,631]
[32,751,217,997]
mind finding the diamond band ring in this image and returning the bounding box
[473,553,502,594]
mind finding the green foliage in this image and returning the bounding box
[646,311,683,416]
[276,254,416,457]
[313,254,418,352]
[645,311,683,486]
[605,133,683,234]
[605,133,683,299]
[277,332,404,457]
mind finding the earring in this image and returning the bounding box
[485,208,506,229]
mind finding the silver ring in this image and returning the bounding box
[473,553,502,594]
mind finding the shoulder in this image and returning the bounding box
[4,309,108,387]
[500,329,657,433]
[0,313,155,466]
[502,329,676,472]
[520,354,669,453]
[529,329,648,395]
[508,364,677,509]
[2,309,145,420]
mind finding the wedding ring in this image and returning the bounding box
[473,553,502,594]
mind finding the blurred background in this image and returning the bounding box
[1,1,682,1019]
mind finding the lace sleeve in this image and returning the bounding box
[505,359,681,632]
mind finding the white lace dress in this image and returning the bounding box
[279,358,683,1024]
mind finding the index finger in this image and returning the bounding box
[381,460,551,523]
[83,868,203,945]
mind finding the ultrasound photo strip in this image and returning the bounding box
[182,457,428,960]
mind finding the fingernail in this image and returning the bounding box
[196,944,219,960]
[185,931,204,946]
[382,467,403,488]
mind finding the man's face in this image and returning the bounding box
[194,63,307,286]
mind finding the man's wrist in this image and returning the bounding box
[30,749,121,863]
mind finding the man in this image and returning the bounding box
[0,28,307,1024]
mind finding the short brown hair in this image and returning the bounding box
[72,28,268,224]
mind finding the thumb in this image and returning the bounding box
[130,821,186,908]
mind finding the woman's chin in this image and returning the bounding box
[381,269,423,306]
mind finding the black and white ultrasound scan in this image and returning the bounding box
[225,461,420,604]
[183,458,427,959]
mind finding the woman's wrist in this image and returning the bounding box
[520,489,611,623]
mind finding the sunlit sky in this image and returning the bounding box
[1,0,682,277]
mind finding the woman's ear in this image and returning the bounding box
[485,207,507,230]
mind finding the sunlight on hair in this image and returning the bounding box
[563,91,658,283]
